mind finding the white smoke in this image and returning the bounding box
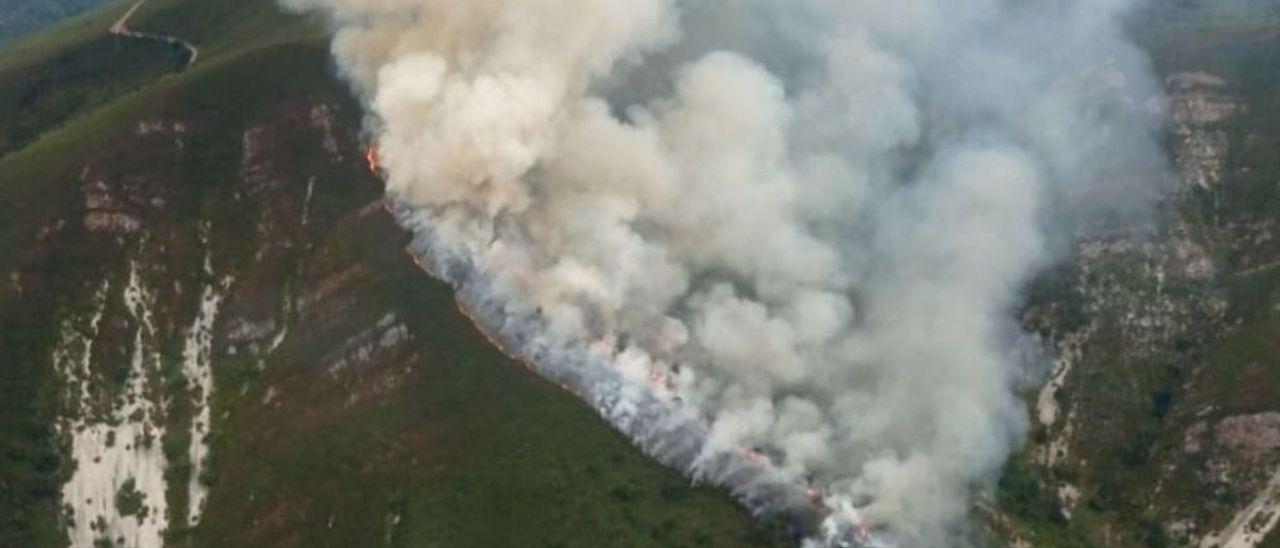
[284,0,1167,544]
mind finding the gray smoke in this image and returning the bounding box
[284,0,1167,544]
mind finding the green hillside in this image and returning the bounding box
[996,4,1280,547]
[0,1,788,547]
[2,0,1277,547]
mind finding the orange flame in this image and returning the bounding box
[397,239,587,403]
[386,205,848,534]
[365,146,380,173]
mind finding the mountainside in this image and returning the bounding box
[997,4,1280,547]
[0,1,787,547]
[0,0,1276,547]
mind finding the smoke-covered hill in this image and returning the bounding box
[0,1,788,547]
[999,4,1280,545]
[0,0,1276,547]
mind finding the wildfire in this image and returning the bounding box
[364,146,380,174]
[391,218,862,546]
[855,521,873,544]
[742,447,766,464]
[589,338,612,356]
[408,245,587,404]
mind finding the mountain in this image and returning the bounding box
[996,3,1280,547]
[0,0,1276,547]
[0,1,789,547]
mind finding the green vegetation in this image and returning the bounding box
[0,1,789,547]
[0,34,187,156]
[1000,3,1280,546]
[129,0,324,58]
[3,0,1269,545]
[115,478,147,518]
[181,101,783,544]
[0,16,182,544]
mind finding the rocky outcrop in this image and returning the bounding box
[1008,51,1280,546]
[1168,72,1241,190]
[33,89,376,546]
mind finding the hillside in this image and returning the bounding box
[0,1,787,547]
[0,0,1277,547]
[997,3,1280,547]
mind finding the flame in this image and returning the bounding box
[387,204,855,542]
[397,238,589,405]
[365,146,380,173]
[583,338,612,359]
[856,522,872,543]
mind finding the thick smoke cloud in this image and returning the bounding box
[284,0,1166,544]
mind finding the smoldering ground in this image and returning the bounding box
[284,0,1169,544]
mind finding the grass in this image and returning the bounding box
[129,0,325,59]
[0,0,325,161]
[0,1,790,547]
[0,33,187,155]
[2,0,1264,546]
[193,203,782,548]
[0,76,146,541]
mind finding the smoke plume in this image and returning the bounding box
[284,0,1167,544]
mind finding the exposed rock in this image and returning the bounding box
[223,317,279,345]
[239,127,280,196]
[1199,467,1280,548]
[58,266,169,548]
[322,312,412,375]
[1215,413,1280,462]
[134,119,188,137]
[84,212,142,234]
[6,269,22,297]
[1167,71,1228,92]
[1186,421,1210,454]
[1058,483,1081,519]
[179,244,230,527]
[298,264,372,315]
[1168,71,1241,189]
[308,103,342,159]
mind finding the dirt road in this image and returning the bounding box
[110,0,199,68]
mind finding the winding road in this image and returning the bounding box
[110,0,199,68]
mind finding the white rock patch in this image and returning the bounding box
[59,264,169,548]
[1200,466,1280,548]
[180,251,229,526]
[1036,329,1090,427]
[301,176,316,227]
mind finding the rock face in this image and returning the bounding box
[999,8,1280,546]
[24,87,451,545]
[29,89,363,546]
[1168,72,1241,190]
